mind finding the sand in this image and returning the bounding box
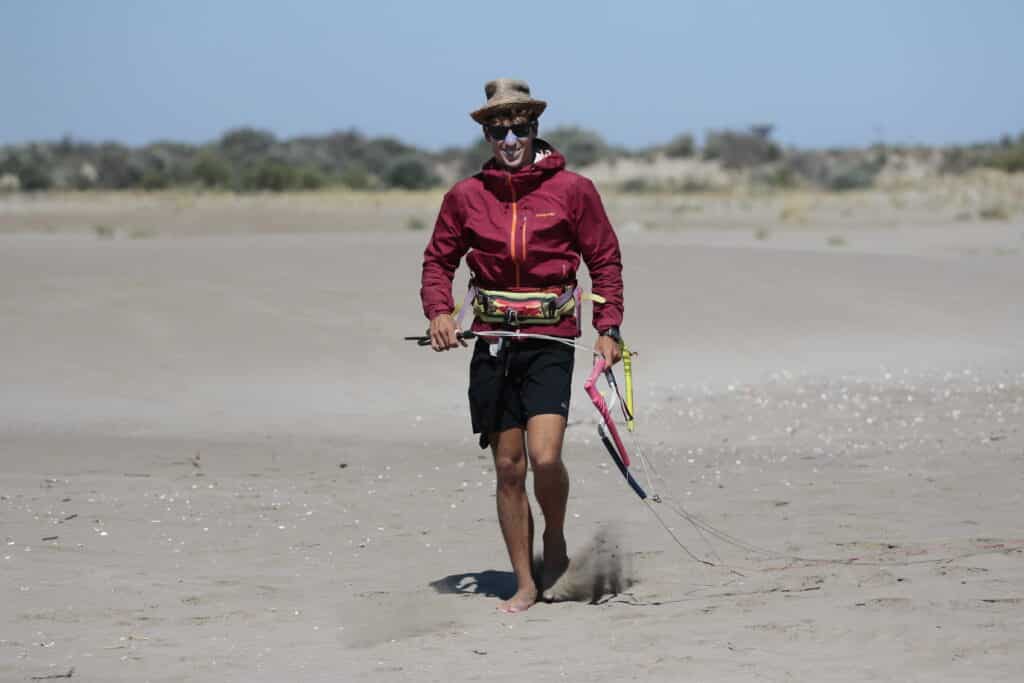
[1,192,1023,681]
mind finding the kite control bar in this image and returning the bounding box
[403,331,478,346]
[585,357,647,499]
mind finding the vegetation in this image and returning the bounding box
[703,125,781,168]
[1,124,1022,194]
[543,125,613,167]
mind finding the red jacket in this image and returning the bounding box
[420,142,623,337]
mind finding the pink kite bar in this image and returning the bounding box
[584,358,632,468]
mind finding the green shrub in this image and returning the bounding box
[141,169,171,190]
[14,159,53,191]
[219,128,276,162]
[298,167,327,190]
[619,177,657,193]
[704,125,781,168]
[338,164,373,189]
[385,156,438,190]
[674,177,714,193]
[95,144,144,188]
[241,160,299,192]
[663,133,695,158]
[544,125,609,167]
[361,137,418,176]
[0,147,54,191]
[783,150,883,191]
[987,146,1024,173]
[751,165,798,189]
[458,138,494,177]
[826,158,884,191]
[979,204,1010,220]
[193,152,232,188]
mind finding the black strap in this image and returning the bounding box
[479,339,512,450]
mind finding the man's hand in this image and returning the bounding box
[594,335,622,368]
[429,313,467,352]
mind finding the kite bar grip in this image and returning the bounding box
[584,358,632,468]
[404,331,478,346]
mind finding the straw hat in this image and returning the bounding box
[470,79,547,124]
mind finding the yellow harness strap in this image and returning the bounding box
[621,342,635,432]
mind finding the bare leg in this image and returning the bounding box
[490,427,537,613]
[525,414,571,599]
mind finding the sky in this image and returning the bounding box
[2,0,1022,150]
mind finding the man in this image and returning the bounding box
[420,79,624,613]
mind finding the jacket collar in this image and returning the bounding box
[478,139,565,197]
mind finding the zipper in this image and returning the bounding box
[507,174,520,286]
[521,214,528,269]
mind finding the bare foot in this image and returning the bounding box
[498,586,538,614]
[541,534,570,602]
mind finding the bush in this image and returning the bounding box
[385,156,438,190]
[298,167,327,190]
[241,160,298,192]
[95,144,144,188]
[619,177,657,193]
[987,145,1024,173]
[193,152,232,188]
[751,165,798,189]
[0,147,54,191]
[14,160,53,191]
[544,125,609,167]
[703,125,781,168]
[826,161,880,191]
[0,173,21,192]
[663,133,695,158]
[360,137,418,177]
[783,150,884,191]
[76,162,99,189]
[219,128,276,163]
[141,169,171,190]
[338,164,373,189]
[458,138,494,177]
[939,146,976,175]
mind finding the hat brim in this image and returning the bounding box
[470,100,547,124]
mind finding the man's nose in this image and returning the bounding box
[503,129,518,146]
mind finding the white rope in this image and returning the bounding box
[467,329,595,352]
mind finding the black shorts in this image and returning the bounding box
[468,337,575,448]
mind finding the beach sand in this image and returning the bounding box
[1,194,1023,681]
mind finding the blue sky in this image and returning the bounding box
[2,0,1022,149]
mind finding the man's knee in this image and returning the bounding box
[495,458,527,489]
[526,414,567,474]
[529,447,564,475]
[493,440,527,488]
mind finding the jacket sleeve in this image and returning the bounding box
[572,177,623,332]
[421,189,470,320]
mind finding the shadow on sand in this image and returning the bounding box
[429,526,634,604]
[429,570,518,599]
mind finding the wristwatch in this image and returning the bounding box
[599,326,622,344]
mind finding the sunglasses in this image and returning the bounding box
[485,123,534,141]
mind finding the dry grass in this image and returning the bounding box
[1,171,1022,238]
